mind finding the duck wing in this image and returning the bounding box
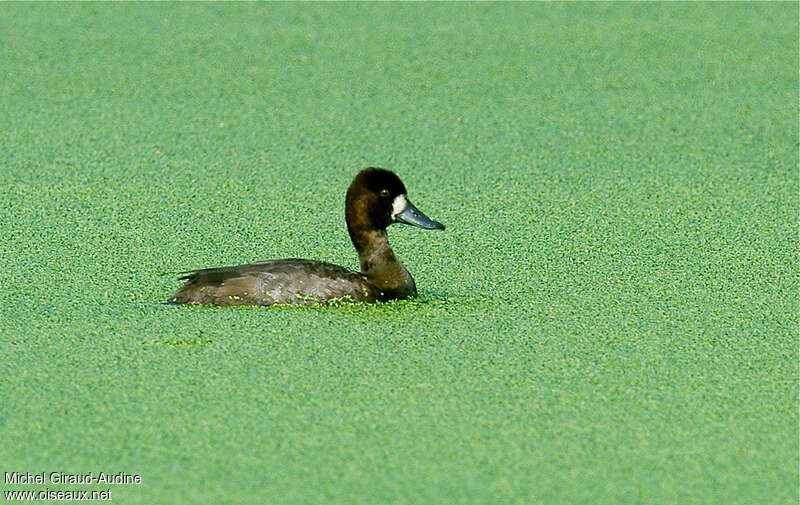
[169,259,379,306]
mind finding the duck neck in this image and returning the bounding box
[349,228,416,296]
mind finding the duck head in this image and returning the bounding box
[345,167,445,233]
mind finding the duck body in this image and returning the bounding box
[170,258,411,306]
[168,168,443,306]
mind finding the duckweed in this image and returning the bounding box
[0,4,796,505]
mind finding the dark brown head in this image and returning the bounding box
[345,167,445,235]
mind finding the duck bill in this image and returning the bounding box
[394,198,445,230]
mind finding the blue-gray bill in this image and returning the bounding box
[395,200,445,230]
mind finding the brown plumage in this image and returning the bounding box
[168,168,444,306]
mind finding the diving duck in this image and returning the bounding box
[168,167,444,306]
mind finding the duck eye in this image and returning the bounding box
[379,189,390,197]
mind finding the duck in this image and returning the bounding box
[168,167,445,306]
